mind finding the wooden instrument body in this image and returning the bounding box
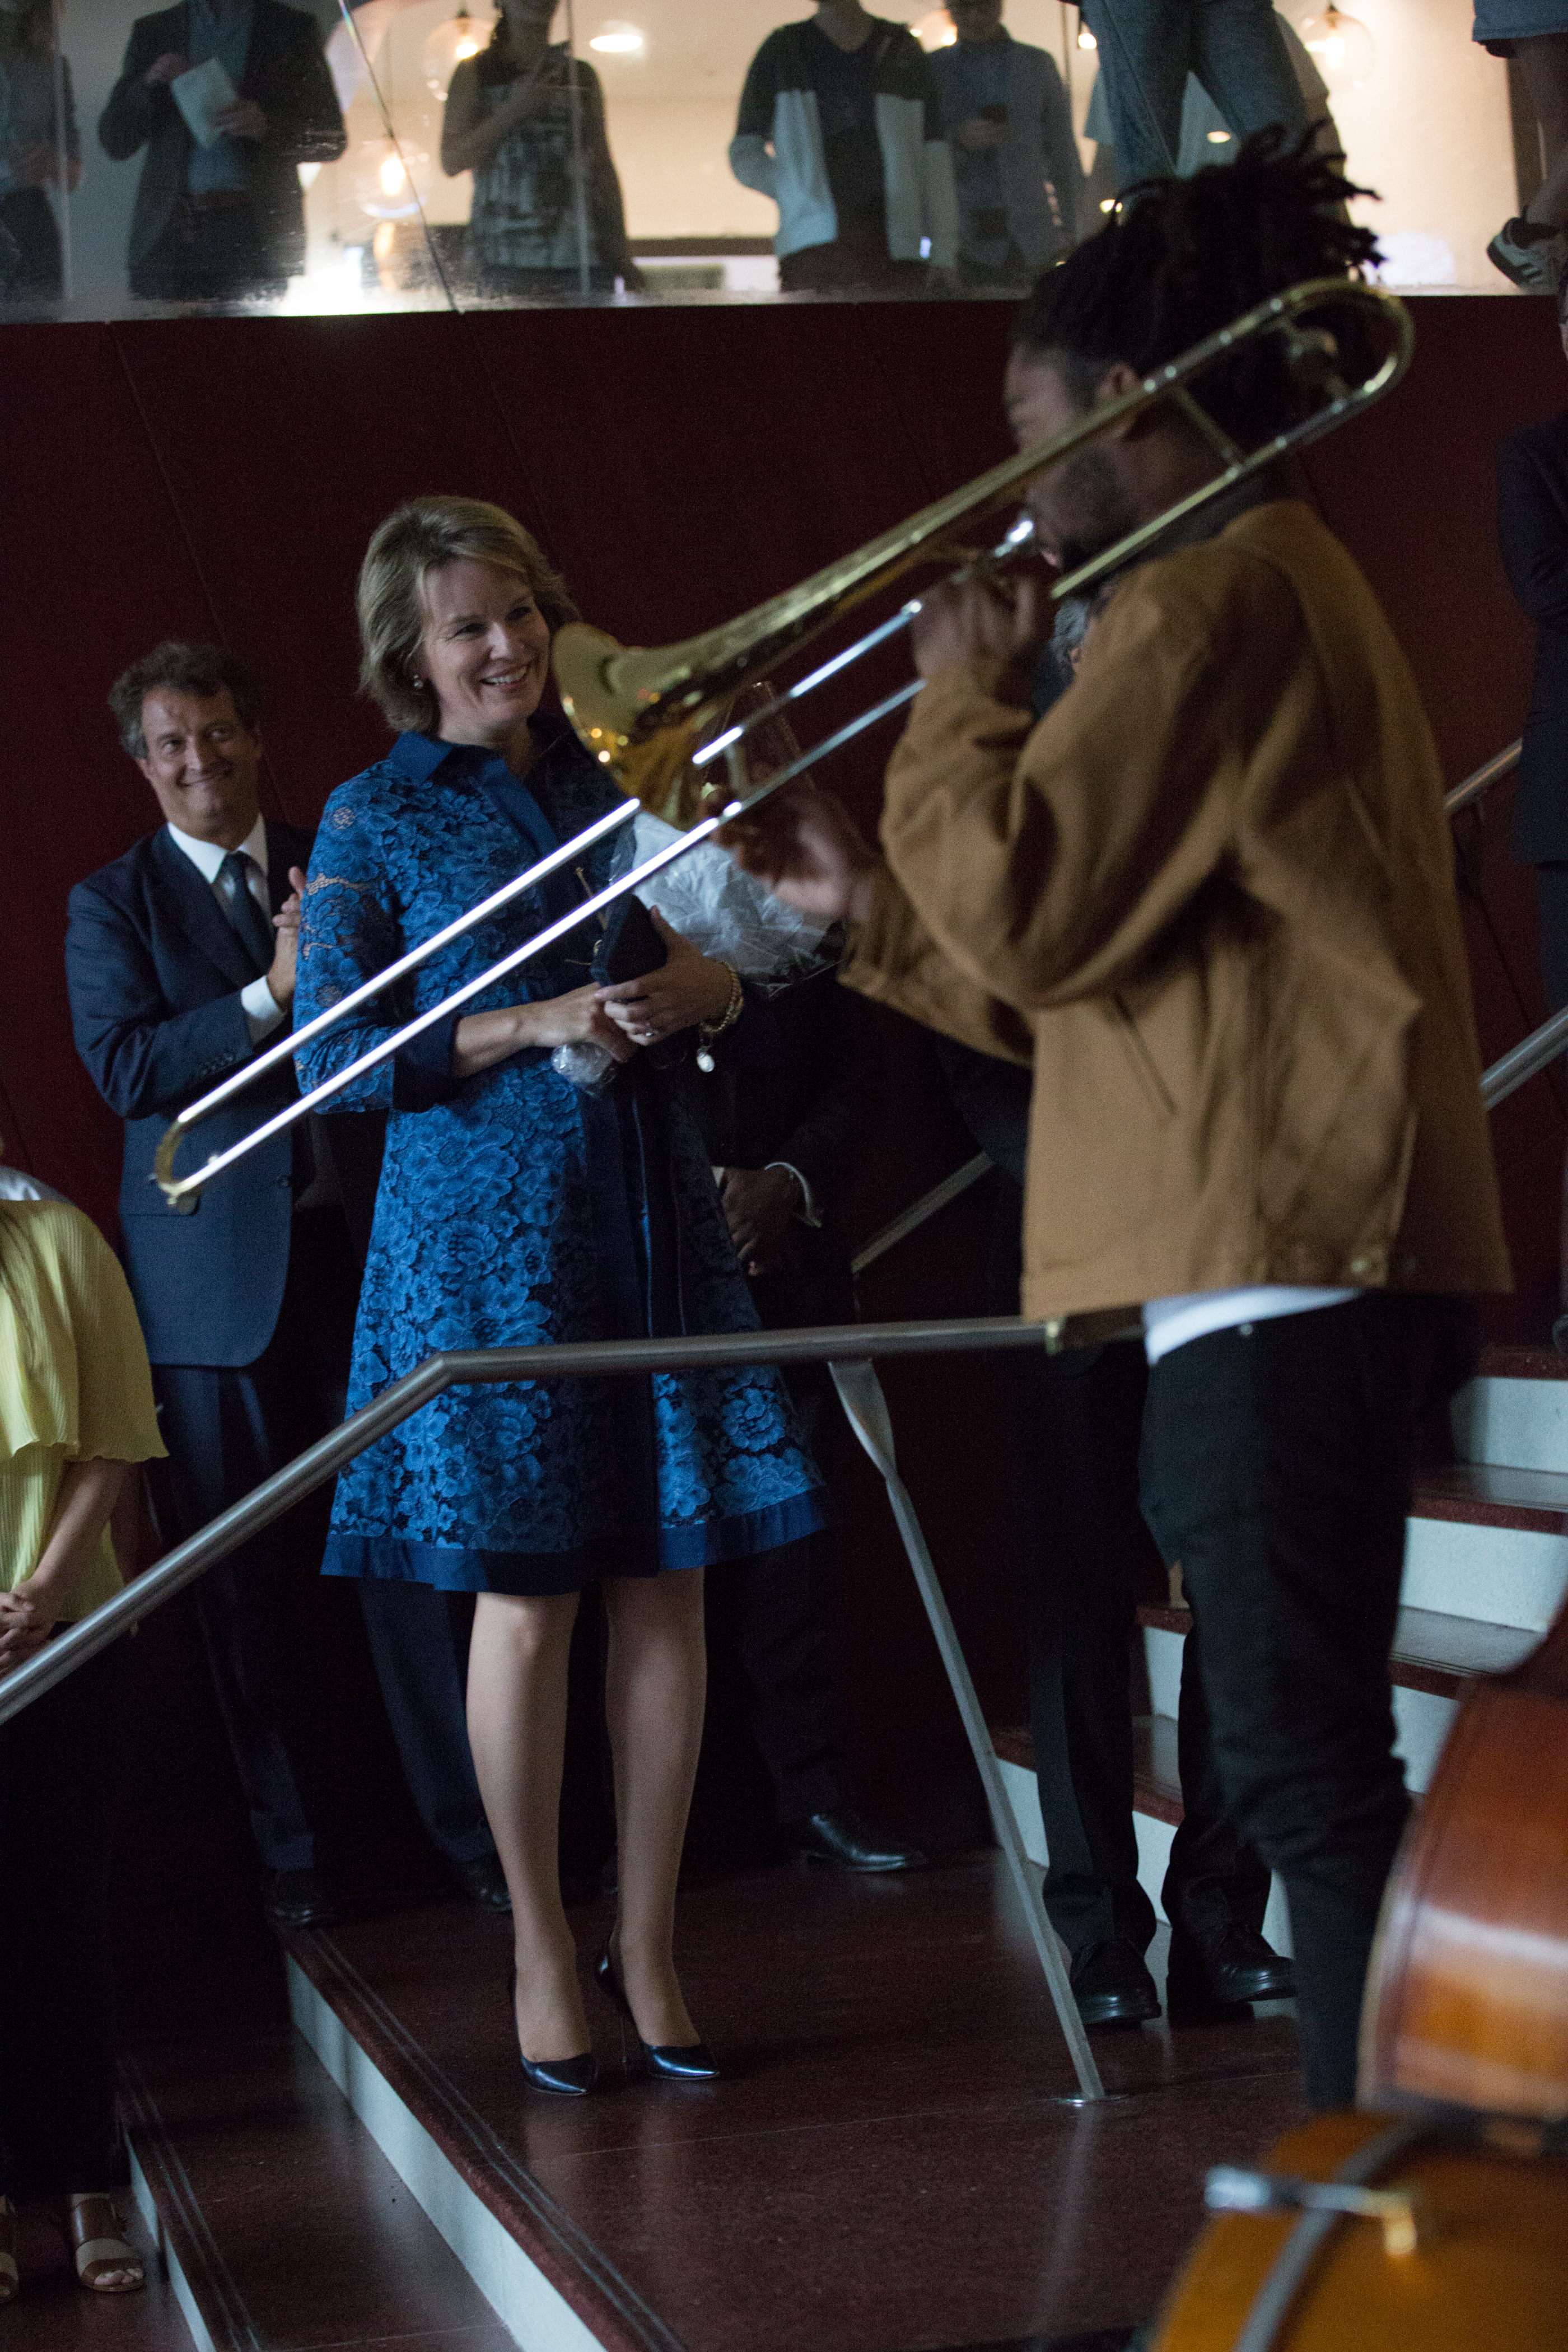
[1359,1602,1568,2122]
[1150,2110,1568,2352]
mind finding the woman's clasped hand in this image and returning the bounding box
[596,909,735,1047]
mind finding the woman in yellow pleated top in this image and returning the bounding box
[0,1175,165,2303]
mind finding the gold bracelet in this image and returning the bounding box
[696,964,743,1073]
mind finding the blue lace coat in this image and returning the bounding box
[294,724,829,1594]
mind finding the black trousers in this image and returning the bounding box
[1140,1291,1474,2108]
[0,1641,125,2195]
[152,1212,491,1874]
[1021,1339,1268,1956]
[130,198,287,303]
[0,188,62,300]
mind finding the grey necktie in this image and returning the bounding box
[217,850,275,972]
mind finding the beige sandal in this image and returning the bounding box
[0,2198,16,2304]
[66,2195,144,2294]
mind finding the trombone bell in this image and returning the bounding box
[554,624,731,829]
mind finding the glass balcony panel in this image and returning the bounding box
[0,2,1543,319]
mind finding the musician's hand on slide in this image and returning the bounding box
[596,909,733,1043]
[718,780,880,926]
[910,568,1048,682]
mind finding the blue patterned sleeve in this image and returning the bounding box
[295,772,449,1113]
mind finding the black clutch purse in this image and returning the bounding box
[591,892,668,988]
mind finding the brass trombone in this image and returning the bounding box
[155,276,1412,1210]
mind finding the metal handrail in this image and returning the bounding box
[1444,739,1521,818]
[0,1315,1046,1732]
[1482,1005,1568,1109]
[851,1153,995,1276]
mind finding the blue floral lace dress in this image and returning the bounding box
[294,721,830,1594]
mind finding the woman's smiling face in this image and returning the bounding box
[417,556,554,748]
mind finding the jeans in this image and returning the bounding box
[1078,0,1308,186]
[1140,1291,1475,2108]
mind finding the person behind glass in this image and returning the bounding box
[441,0,642,298]
[927,0,1080,293]
[98,0,344,305]
[0,0,80,303]
[1477,6,1568,292]
[0,1168,167,2302]
[291,498,829,2095]
[1496,263,1568,1346]
[634,959,923,1872]
[1076,0,1306,190]
[66,642,509,1929]
[731,0,958,295]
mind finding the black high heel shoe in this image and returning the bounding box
[507,1964,597,2097]
[594,1947,720,2080]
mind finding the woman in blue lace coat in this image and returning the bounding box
[294,498,829,2090]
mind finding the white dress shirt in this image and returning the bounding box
[164,816,286,1043]
[1142,1285,1359,1365]
[0,1165,67,1203]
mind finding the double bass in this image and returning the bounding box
[1150,1597,1568,2351]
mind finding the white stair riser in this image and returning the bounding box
[1453,1375,1568,1474]
[1144,1626,1459,1794]
[996,1756,1292,1951]
[1399,1514,1568,1632]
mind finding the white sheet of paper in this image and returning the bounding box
[171,57,238,150]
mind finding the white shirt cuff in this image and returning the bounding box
[241,976,286,1043]
[766,1160,821,1229]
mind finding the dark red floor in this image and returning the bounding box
[288,1855,1308,2352]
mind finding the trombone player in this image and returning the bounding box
[724,133,1510,2111]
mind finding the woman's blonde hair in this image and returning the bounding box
[356,496,578,736]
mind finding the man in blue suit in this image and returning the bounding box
[66,641,507,1926]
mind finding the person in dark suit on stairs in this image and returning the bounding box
[1497,272,1568,1347]
[64,640,507,1926]
[661,961,923,1870]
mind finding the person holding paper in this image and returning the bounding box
[98,1,344,304]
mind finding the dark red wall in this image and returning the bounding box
[2,293,1565,1922]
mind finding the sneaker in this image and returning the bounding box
[1487,216,1562,295]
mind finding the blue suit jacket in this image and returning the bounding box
[66,822,312,1367]
[1497,412,1568,865]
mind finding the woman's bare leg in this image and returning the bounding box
[601,1567,708,2048]
[467,1589,589,2062]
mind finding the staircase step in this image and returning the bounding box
[1136,1598,1540,1701]
[120,2023,513,2352]
[1414,1462,1568,1534]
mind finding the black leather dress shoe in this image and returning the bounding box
[1166,1923,1296,2017]
[786,1808,928,1872]
[452,1855,512,1910]
[1070,1937,1161,2027]
[262,1868,338,1929]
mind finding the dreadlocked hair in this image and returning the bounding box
[1013,128,1381,446]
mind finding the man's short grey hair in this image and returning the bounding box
[108,641,264,760]
[356,496,578,736]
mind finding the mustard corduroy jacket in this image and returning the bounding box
[841,500,1511,1336]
